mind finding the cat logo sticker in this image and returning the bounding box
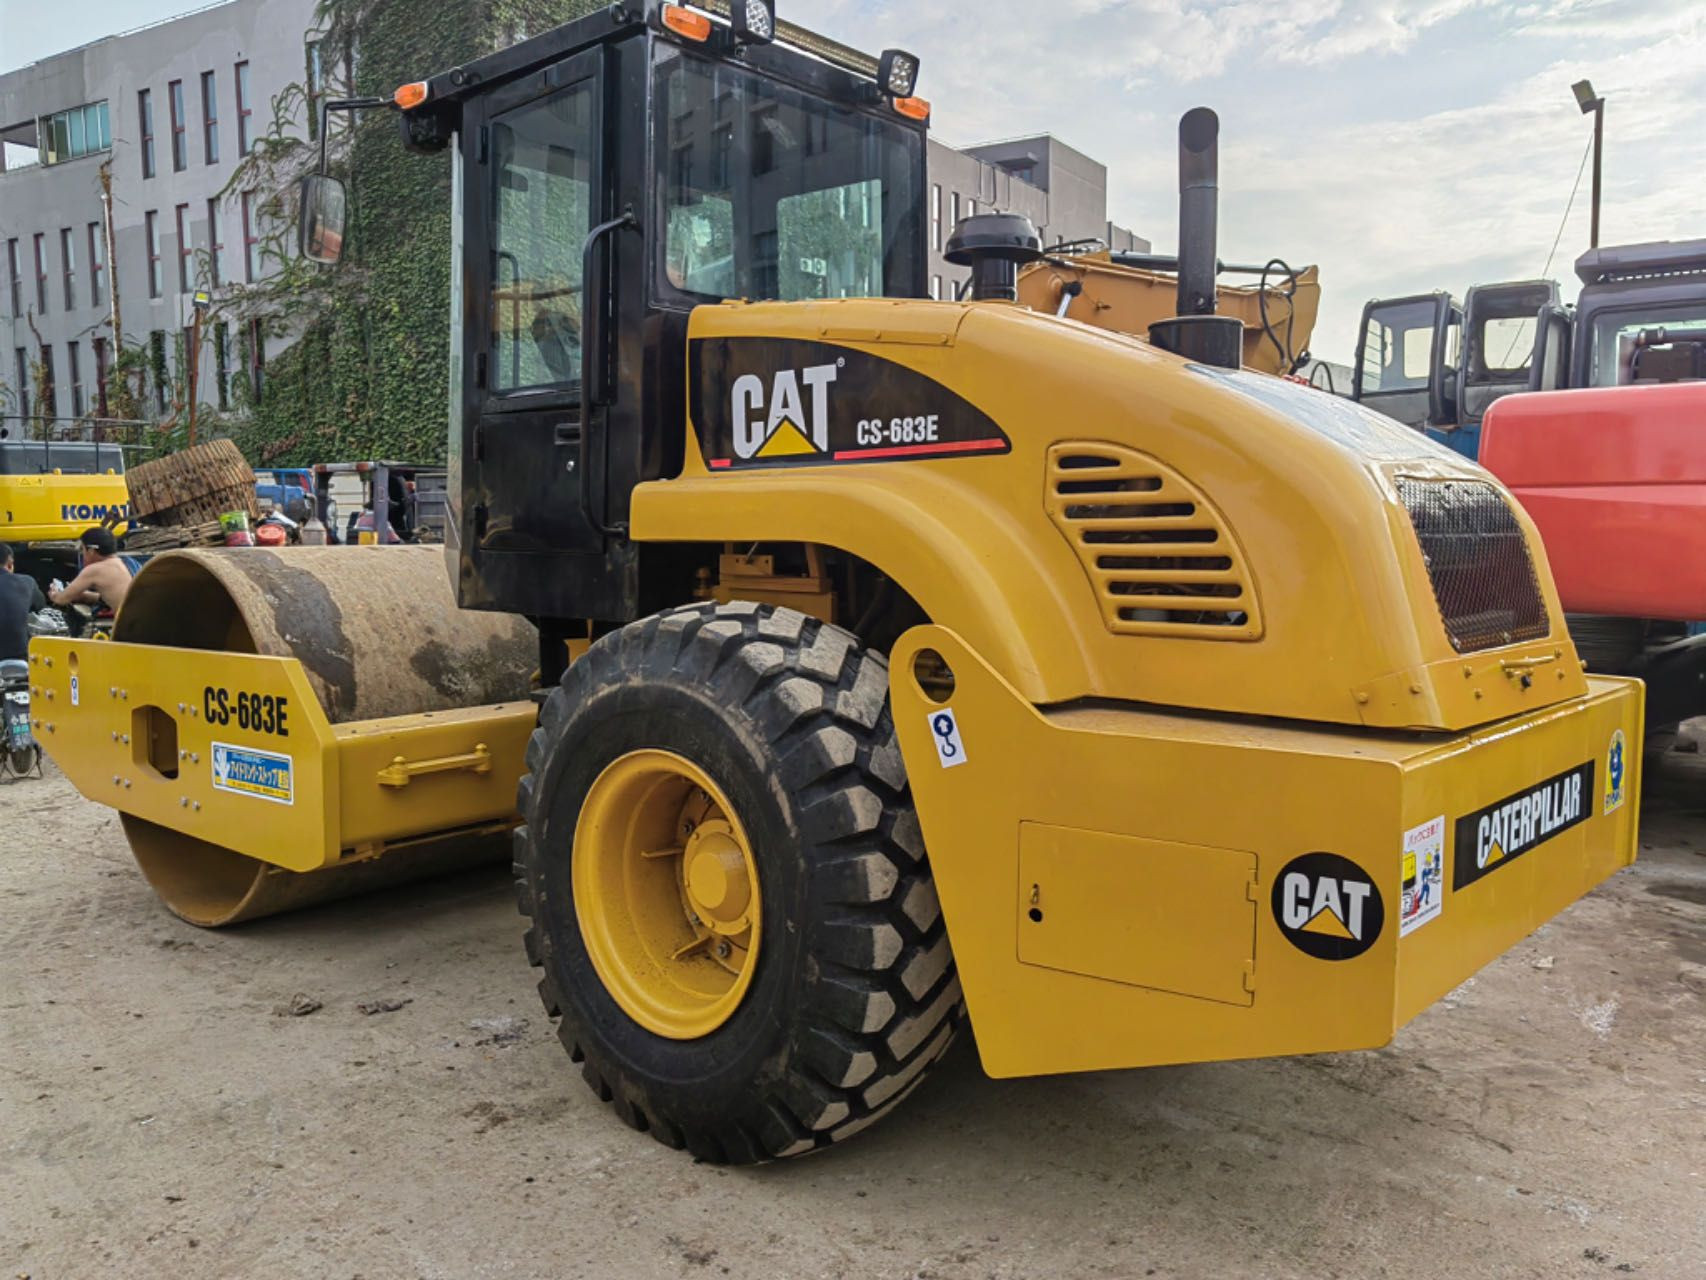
[690,336,1010,470]
[731,363,840,460]
[1271,852,1385,961]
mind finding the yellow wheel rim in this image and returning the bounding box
[573,749,762,1040]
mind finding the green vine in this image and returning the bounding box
[184,0,603,466]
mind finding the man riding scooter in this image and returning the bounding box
[49,528,133,637]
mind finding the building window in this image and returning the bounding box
[32,233,48,313]
[14,349,30,421]
[214,321,230,410]
[950,191,961,234]
[242,190,261,282]
[248,318,265,400]
[88,222,105,308]
[176,203,192,292]
[92,335,109,417]
[37,101,110,165]
[38,345,55,422]
[931,184,942,252]
[200,70,220,165]
[138,89,156,178]
[145,211,162,299]
[206,198,224,287]
[930,275,942,300]
[6,240,19,318]
[305,41,324,141]
[67,341,84,418]
[235,61,252,155]
[149,330,168,413]
[168,79,188,171]
[59,228,76,310]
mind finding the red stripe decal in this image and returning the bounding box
[709,458,733,469]
[832,438,1007,462]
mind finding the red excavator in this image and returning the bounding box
[1477,240,1706,739]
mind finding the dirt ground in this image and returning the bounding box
[3,753,1703,1280]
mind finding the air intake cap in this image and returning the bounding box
[945,213,1043,302]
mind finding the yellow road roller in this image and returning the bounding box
[33,1,1641,1164]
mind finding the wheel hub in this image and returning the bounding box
[573,750,763,1040]
[684,821,752,931]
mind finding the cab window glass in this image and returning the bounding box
[655,46,922,304]
[490,84,594,395]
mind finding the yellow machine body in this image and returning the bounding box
[30,547,539,926]
[621,294,1643,1074]
[1015,255,1322,377]
[633,298,1591,733]
[0,468,130,543]
[28,638,534,874]
[888,626,1640,1076]
[31,293,1643,1081]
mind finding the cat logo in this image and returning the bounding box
[1271,852,1385,961]
[730,362,840,460]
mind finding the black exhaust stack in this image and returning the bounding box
[1148,108,1243,370]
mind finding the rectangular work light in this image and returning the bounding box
[877,48,920,99]
[732,0,776,44]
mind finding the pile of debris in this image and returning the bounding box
[123,440,259,552]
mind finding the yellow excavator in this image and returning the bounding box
[1017,252,1320,377]
[30,1,1640,1164]
[0,437,130,589]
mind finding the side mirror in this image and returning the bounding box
[298,174,347,265]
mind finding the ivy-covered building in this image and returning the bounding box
[0,0,322,436]
[5,1,1152,466]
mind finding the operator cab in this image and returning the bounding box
[1353,280,1571,458]
[1352,292,1459,431]
[1573,239,1706,387]
[300,1,928,630]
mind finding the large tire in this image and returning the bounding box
[514,601,962,1163]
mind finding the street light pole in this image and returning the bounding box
[1573,79,1605,249]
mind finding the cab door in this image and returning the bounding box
[457,46,635,618]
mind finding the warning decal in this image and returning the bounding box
[1604,729,1627,816]
[1271,852,1385,961]
[211,741,295,806]
[690,337,1010,471]
[1399,815,1445,937]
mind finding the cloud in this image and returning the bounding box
[787,0,1706,360]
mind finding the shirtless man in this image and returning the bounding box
[50,528,133,623]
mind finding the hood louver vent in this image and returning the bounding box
[1046,444,1262,639]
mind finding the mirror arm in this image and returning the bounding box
[317,96,392,174]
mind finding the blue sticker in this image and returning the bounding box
[211,741,295,806]
[1604,729,1626,816]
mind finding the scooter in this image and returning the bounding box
[1,657,41,778]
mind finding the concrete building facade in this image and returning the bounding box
[0,0,320,434]
[927,133,1148,299]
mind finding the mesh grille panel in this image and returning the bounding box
[1398,478,1549,653]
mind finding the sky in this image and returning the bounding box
[4,0,1702,360]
